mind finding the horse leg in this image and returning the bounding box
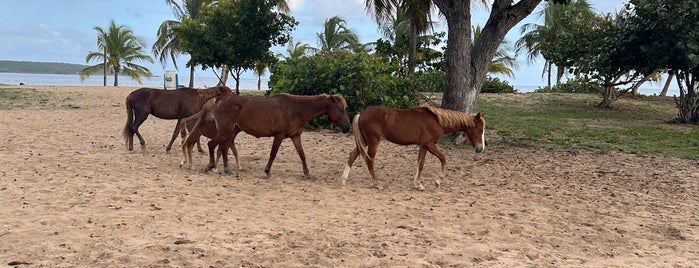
[290,135,309,178]
[264,136,284,179]
[196,139,203,153]
[364,141,381,189]
[204,139,218,172]
[132,112,148,151]
[166,119,182,152]
[219,136,236,175]
[414,147,428,191]
[424,143,447,188]
[340,148,360,186]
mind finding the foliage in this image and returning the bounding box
[175,0,296,91]
[478,93,699,159]
[268,51,419,127]
[316,16,360,52]
[481,77,516,93]
[616,0,699,124]
[80,20,153,86]
[412,69,444,92]
[534,77,602,94]
[374,31,445,76]
[0,60,88,75]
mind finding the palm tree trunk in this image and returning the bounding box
[103,47,107,87]
[113,70,119,86]
[408,21,417,75]
[631,74,653,95]
[660,71,674,97]
[547,63,552,87]
[188,65,195,88]
[555,65,564,85]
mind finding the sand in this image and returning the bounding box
[0,85,697,267]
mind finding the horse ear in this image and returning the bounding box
[475,112,482,120]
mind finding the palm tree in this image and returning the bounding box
[473,26,517,77]
[317,16,360,52]
[80,20,153,86]
[277,37,313,60]
[253,61,267,90]
[516,0,593,86]
[153,0,211,87]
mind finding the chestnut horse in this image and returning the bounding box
[340,106,486,191]
[205,93,351,177]
[122,86,231,151]
[179,98,238,169]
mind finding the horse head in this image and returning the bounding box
[459,112,486,153]
[327,94,351,134]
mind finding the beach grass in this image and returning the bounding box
[477,93,699,159]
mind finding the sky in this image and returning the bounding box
[0,0,631,88]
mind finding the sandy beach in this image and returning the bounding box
[1,85,697,267]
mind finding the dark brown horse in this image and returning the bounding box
[340,106,486,191]
[179,98,238,169]
[205,93,351,177]
[122,86,231,151]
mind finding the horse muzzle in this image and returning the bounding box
[475,144,484,153]
[341,124,351,134]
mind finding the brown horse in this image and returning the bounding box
[122,86,231,151]
[205,93,351,177]
[340,106,486,191]
[179,98,238,169]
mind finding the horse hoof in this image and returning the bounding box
[374,184,383,190]
[416,184,425,191]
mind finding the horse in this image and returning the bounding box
[204,93,352,177]
[122,86,231,151]
[340,106,486,191]
[179,98,239,169]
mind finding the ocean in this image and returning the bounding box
[0,72,679,96]
[0,72,268,90]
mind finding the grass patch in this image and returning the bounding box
[477,93,699,159]
[0,87,81,110]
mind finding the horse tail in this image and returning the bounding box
[122,98,135,143]
[352,113,372,162]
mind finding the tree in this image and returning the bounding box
[80,20,153,86]
[277,37,312,60]
[516,0,594,86]
[153,0,211,87]
[175,0,296,93]
[616,0,699,123]
[473,25,517,78]
[316,16,360,52]
[366,0,437,75]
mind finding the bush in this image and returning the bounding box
[481,77,516,93]
[268,51,419,128]
[534,77,602,94]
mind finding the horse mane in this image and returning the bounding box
[278,93,347,108]
[197,86,228,102]
[422,106,477,128]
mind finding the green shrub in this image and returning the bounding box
[481,77,516,93]
[268,51,419,128]
[535,77,602,94]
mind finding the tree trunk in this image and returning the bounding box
[408,21,417,75]
[660,70,674,97]
[188,65,195,88]
[631,74,653,95]
[547,63,552,87]
[113,69,119,87]
[435,0,543,113]
[556,64,564,85]
[103,47,107,87]
[218,65,229,86]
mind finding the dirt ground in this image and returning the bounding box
[1,85,697,267]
